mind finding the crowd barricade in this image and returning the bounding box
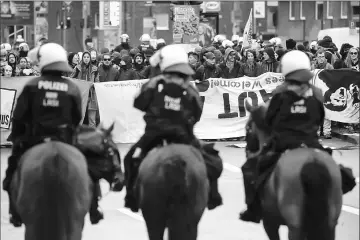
[1,69,359,145]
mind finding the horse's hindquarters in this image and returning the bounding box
[13,141,92,240]
[138,144,209,240]
[267,148,342,239]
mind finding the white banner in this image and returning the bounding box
[1,88,17,129]
[94,72,284,143]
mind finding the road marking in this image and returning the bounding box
[342,205,359,216]
[117,208,144,222]
[223,162,241,173]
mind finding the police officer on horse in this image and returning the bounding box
[2,43,121,227]
[124,44,223,213]
[239,50,332,223]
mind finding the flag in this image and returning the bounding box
[242,8,253,48]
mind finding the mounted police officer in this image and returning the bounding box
[124,44,223,213]
[2,43,107,227]
[239,50,330,223]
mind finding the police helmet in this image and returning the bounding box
[280,50,313,82]
[28,43,73,73]
[150,45,194,76]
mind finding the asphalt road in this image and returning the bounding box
[1,138,359,240]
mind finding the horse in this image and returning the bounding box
[244,100,343,240]
[136,143,209,240]
[10,124,119,240]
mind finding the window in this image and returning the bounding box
[267,1,278,7]
[155,13,169,30]
[326,1,333,19]
[315,1,324,20]
[340,2,348,19]
[289,1,295,20]
[300,1,306,20]
[351,1,359,19]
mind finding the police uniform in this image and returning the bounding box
[3,43,92,227]
[240,50,330,223]
[124,45,223,213]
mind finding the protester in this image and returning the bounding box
[98,53,120,82]
[70,51,99,127]
[239,49,262,77]
[3,65,12,77]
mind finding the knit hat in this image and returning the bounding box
[317,39,332,49]
[285,39,297,50]
[204,52,215,60]
[100,48,109,54]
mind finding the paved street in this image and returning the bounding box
[1,138,359,240]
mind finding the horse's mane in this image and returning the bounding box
[248,104,271,134]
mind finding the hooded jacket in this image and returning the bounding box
[6,52,19,76]
[218,48,242,78]
[118,55,138,81]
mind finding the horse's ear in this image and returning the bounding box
[245,99,254,113]
[106,122,115,134]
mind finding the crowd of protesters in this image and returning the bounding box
[1,33,359,134]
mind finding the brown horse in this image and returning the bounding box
[11,124,118,240]
[245,100,343,240]
[136,143,209,240]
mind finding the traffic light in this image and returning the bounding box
[66,17,71,29]
[171,1,203,5]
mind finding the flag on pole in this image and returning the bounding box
[242,8,253,48]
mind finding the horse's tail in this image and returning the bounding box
[300,160,333,240]
[40,143,89,240]
[163,155,188,205]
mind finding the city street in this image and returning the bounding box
[1,138,359,240]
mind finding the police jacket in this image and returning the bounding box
[134,76,203,133]
[11,72,82,143]
[265,81,324,148]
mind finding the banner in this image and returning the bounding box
[173,5,200,44]
[0,77,92,145]
[94,72,284,143]
[95,70,359,143]
[1,88,16,129]
[0,1,34,25]
[312,69,360,123]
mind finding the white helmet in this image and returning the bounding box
[28,43,73,72]
[310,41,317,49]
[120,34,129,42]
[222,40,234,48]
[16,35,25,43]
[19,42,29,51]
[150,45,194,76]
[157,38,166,44]
[1,43,11,51]
[140,34,151,42]
[280,50,313,81]
[231,35,240,42]
[214,35,226,43]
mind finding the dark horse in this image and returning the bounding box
[136,143,209,240]
[10,124,117,240]
[245,100,343,240]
